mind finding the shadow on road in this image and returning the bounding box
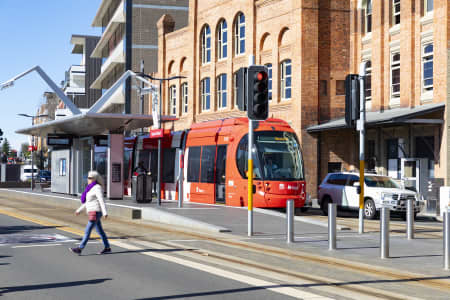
[0,225,63,234]
[82,248,197,256]
[136,275,450,299]
[0,278,112,295]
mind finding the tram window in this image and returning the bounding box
[162,148,176,183]
[216,145,227,184]
[123,149,133,180]
[137,150,150,171]
[200,146,216,183]
[187,147,201,182]
[236,135,262,179]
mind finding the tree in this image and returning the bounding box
[1,138,11,156]
[21,142,30,159]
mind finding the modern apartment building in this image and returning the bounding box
[155,0,351,196]
[89,0,189,115]
[62,35,102,110]
[308,0,448,210]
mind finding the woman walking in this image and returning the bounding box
[70,171,111,255]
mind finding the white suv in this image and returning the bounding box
[318,172,424,219]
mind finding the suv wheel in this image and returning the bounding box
[364,199,377,219]
[321,196,331,216]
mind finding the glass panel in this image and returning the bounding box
[162,149,175,183]
[187,147,201,182]
[257,131,304,181]
[200,146,216,183]
[216,146,227,184]
[404,161,417,178]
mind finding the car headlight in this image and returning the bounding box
[381,193,395,206]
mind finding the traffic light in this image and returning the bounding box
[247,65,269,120]
[236,67,247,111]
[345,74,360,128]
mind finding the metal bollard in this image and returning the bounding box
[406,199,414,240]
[444,209,450,270]
[286,200,294,243]
[380,206,390,259]
[328,203,337,250]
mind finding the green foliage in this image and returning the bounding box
[21,142,30,158]
[1,138,11,156]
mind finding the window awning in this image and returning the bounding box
[307,102,444,133]
[16,113,177,137]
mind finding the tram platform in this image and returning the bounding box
[0,187,448,276]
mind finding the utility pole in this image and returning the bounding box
[358,62,367,234]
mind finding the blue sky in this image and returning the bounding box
[0,0,101,151]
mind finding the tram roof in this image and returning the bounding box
[16,113,177,137]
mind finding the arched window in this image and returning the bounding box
[200,78,211,111]
[216,74,227,109]
[217,20,228,60]
[169,85,177,116]
[265,63,273,101]
[234,13,245,56]
[280,59,292,100]
[181,82,188,114]
[201,25,211,64]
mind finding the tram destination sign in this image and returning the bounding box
[47,136,72,146]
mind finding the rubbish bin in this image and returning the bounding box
[132,174,152,203]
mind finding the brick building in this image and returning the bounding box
[89,0,189,114]
[155,0,351,197]
[308,0,448,211]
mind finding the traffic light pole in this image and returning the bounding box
[248,55,254,237]
[358,62,367,234]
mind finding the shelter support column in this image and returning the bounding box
[107,133,124,200]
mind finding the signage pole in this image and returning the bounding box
[358,62,367,234]
[157,80,162,206]
[31,117,34,191]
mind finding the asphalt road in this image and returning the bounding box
[0,213,304,300]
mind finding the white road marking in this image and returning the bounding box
[13,243,63,248]
[111,240,333,300]
[167,208,219,210]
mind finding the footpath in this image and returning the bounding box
[0,188,449,280]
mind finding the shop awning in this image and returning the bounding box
[307,102,445,133]
[16,113,177,137]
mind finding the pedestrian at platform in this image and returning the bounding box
[69,170,111,255]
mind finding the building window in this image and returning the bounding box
[216,74,227,109]
[169,85,177,116]
[366,0,372,33]
[234,13,245,56]
[425,0,433,13]
[201,25,211,64]
[336,80,345,95]
[393,0,401,25]
[217,20,228,60]
[265,63,273,101]
[365,60,372,101]
[422,44,433,92]
[391,52,400,99]
[201,78,211,111]
[233,72,238,108]
[59,159,66,176]
[280,59,292,100]
[181,83,188,114]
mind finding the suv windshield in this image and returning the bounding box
[364,176,400,188]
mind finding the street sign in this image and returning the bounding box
[149,129,164,139]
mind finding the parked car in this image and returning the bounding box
[20,165,39,182]
[38,170,51,182]
[318,172,424,219]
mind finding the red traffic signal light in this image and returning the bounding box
[247,66,269,120]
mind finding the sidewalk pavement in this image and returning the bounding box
[0,188,449,278]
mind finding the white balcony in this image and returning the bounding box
[92,0,124,28]
[98,82,125,113]
[101,38,125,74]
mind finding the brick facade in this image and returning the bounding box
[155,0,351,197]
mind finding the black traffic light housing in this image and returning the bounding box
[345,74,360,128]
[236,67,247,111]
[247,65,269,120]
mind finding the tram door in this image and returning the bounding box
[215,145,227,204]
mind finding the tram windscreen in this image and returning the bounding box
[256,131,304,181]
